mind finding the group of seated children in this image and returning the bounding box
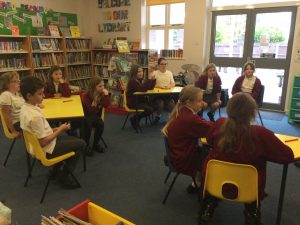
[162,85,294,225]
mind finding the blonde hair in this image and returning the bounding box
[0,71,19,94]
[161,85,203,135]
[218,93,257,154]
[201,63,217,77]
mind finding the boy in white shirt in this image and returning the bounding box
[19,76,86,189]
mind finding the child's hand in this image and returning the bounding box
[59,78,65,83]
[102,89,109,95]
[12,130,21,138]
[53,93,62,98]
[59,122,71,132]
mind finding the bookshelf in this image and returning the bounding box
[0,35,31,78]
[65,37,93,90]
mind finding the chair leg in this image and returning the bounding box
[40,176,51,204]
[101,137,108,148]
[162,172,180,205]
[25,151,32,178]
[218,107,221,118]
[3,138,16,167]
[121,114,130,130]
[258,110,264,126]
[24,159,36,187]
[83,149,86,172]
[164,170,172,183]
[69,172,81,188]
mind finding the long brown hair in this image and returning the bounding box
[87,76,104,99]
[201,63,217,77]
[0,71,19,94]
[161,85,203,135]
[218,93,257,154]
[129,64,142,80]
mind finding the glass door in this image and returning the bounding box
[210,6,297,111]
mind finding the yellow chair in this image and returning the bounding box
[0,111,18,167]
[121,90,145,132]
[203,159,259,207]
[22,129,81,203]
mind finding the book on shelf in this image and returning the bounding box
[48,25,60,37]
[70,26,81,38]
[115,40,130,53]
[60,27,71,37]
[11,25,19,36]
[37,38,53,51]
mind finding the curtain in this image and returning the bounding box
[146,0,185,6]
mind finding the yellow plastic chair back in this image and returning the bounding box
[203,159,259,207]
[123,90,144,113]
[0,111,15,139]
[101,107,105,121]
[22,130,75,167]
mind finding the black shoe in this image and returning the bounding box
[186,184,200,194]
[152,116,160,125]
[57,175,79,190]
[207,112,215,122]
[85,147,94,157]
[93,144,105,153]
[130,117,138,131]
[199,198,219,222]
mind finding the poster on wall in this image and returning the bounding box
[98,0,131,8]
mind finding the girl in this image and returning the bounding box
[126,64,156,131]
[195,63,222,122]
[200,93,294,225]
[162,86,213,192]
[0,71,24,138]
[44,65,71,98]
[81,76,110,155]
[232,62,261,102]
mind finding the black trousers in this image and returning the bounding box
[82,114,104,147]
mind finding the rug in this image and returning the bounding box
[259,110,285,121]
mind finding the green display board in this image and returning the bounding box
[0,7,77,35]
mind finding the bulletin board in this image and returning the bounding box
[0,5,77,35]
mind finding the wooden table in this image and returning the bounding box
[41,95,84,120]
[134,86,183,95]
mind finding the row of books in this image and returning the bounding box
[69,79,89,90]
[160,49,184,58]
[32,53,64,67]
[68,66,92,80]
[34,71,48,82]
[67,52,90,64]
[32,38,60,51]
[66,39,90,50]
[0,41,23,51]
[0,57,27,69]
[94,65,109,77]
[94,52,123,64]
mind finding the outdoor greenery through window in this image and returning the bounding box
[147,3,185,53]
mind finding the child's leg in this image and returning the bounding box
[199,193,220,222]
[164,97,175,112]
[244,201,262,225]
[82,116,94,146]
[153,98,164,124]
[92,118,105,153]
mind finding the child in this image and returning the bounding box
[80,76,110,155]
[0,201,11,225]
[126,64,156,131]
[195,63,222,122]
[0,71,24,138]
[19,76,86,189]
[161,86,213,192]
[44,65,71,98]
[152,58,176,124]
[199,93,294,225]
[232,62,261,101]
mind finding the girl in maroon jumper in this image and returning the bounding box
[162,86,213,192]
[126,64,156,131]
[44,65,71,98]
[199,93,294,225]
[195,63,222,122]
[81,76,110,155]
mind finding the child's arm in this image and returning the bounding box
[1,106,21,138]
[39,122,70,147]
[59,82,72,97]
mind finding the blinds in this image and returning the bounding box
[146,0,185,6]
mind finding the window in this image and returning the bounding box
[212,0,298,7]
[147,3,185,53]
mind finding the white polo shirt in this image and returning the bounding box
[0,91,24,124]
[154,70,175,88]
[20,103,56,155]
[241,76,257,94]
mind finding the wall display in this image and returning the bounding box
[98,0,131,8]
[0,1,77,35]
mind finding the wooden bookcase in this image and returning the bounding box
[0,35,31,77]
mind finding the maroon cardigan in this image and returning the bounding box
[80,92,110,116]
[126,78,156,108]
[44,82,71,98]
[195,75,222,95]
[231,76,261,101]
[167,107,213,177]
[203,118,294,200]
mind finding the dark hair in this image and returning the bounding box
[0,71,19,94]
[243,62,255,72]
[158,57,166,65]
[87,76,104,99]
[47,65,62,82]
[218,93,257,154]
[20,76,44,100]
[129,64,142,79]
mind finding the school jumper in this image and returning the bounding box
[44,82,71,98]
[231,76,261,101]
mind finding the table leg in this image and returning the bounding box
[276,164,288,225]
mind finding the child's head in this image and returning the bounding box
[48,65,63,83]
[157,57,168,72]
[0,71,20,94]
[20,76,45,104]
[243,62,255,77]
[203,63,217,79]
[162,86,203,135]
[130,64,143,79]
[87,76,104,98]
[0,202,11,225]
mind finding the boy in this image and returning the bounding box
[19,76,86,189]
